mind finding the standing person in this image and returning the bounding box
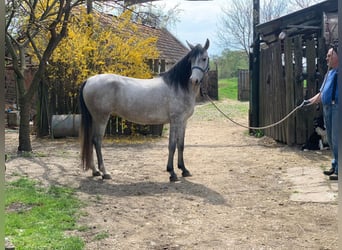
[306,45,339,180]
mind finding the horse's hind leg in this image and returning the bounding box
[93,134,111,179]
[93,121,112,179]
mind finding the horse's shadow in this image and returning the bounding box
[7,154,226,206]
[78,177,227,206]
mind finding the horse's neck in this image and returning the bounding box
[164,56,191,85]
[191,83,201,97]
[182,83,199,108]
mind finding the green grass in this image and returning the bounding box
[192,77,248,122]
[5,177,85,249]
[194,98,248,121]
[218,77,238,100]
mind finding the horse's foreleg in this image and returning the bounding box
[177,124,191,178]
[167,125,178,182]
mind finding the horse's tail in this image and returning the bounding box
[79,81,93,171]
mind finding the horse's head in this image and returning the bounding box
[187,39,210,85]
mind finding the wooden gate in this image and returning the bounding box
[259,36,326,145]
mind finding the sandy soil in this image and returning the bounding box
[5,99,338,249]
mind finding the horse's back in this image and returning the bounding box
[82,74,172,124]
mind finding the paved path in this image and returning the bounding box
[285,166,338,203]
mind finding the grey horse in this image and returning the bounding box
[79,39,210,182]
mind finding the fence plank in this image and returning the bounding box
[238,69,249,101]
[293,36,306,144]
[284,37,295,145]
[305,38,321,140]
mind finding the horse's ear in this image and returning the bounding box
[186,40,195,50]
[204,39,210,50]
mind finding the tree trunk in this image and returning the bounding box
[37,80,50,137]
[18,95,32,152]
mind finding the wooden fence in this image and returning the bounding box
[259,36,326,145]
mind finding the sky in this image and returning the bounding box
[153,0,227,56]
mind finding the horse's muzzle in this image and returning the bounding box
[190,75,201,85]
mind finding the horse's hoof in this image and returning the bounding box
[182,170,192,177]
[102,174,112,180]
[92,171,102,177]
[169,175,179,182]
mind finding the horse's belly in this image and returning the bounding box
[116,107,170,125]
[113,96,170,124]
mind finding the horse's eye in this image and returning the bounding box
[202,58,207,62]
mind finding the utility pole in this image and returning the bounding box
[249,0,260,131]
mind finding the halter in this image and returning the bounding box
[191,57,210,73]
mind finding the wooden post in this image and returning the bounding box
[249,0,260,131]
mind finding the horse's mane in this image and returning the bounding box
[161,44,205,91]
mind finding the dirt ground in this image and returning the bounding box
[5,99,338,249]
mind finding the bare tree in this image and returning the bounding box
[216,0,290,55]
[262,0,288,22]
[130,2,182,30]
[5,0,83,152]
[217,0,254,55]
[217,0,327,54]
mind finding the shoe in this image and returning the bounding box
[323,168,335,176]
[329,175,338,180]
